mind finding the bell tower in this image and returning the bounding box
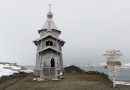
[33,4,65,80]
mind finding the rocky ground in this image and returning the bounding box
[0,66,130,90]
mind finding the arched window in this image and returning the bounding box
[46,41,53,46]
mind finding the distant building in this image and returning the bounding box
[33,6,65,80]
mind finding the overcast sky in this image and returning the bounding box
[0,0,130,65]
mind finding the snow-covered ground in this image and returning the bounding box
[116,81,130,85]
[0,63,33,77]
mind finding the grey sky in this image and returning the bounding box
[0,0,130,65]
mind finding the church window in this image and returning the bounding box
[46,41,53,46]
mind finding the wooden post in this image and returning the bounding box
[112,66,116,87]
[112,75,116,87]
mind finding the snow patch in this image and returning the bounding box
[0,63,33,77]
[116,81,130,85]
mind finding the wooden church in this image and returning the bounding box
[33,5,65,80]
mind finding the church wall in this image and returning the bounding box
[51,30,60,38]
[41,38,61,50]
[35,39,63,70]
[37,41,42,51]
[40,51,62,70]
[40,30,47,37]
[40,30,60,38]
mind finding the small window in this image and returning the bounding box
[46,41,53,46]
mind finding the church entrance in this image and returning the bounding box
[51,58,55,67]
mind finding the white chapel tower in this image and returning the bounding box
[33,5,65,80]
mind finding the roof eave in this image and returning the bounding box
[38,29,61,34]
[38,47,61,53]
[34,35,65,43]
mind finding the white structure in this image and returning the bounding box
[103,50,122,87]
[33,5,65,80]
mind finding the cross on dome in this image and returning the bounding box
[47,4,53,18]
